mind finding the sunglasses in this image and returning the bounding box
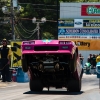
[2,41,7,42]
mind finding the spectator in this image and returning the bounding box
[0,73,1,80]
[96,54,100,63]
[0,38,11,82]
[0,59,2,80]
[87,54,93,65]
[79,53,84,68]
[92,54,96,68]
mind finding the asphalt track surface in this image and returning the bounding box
[0,74,100,100]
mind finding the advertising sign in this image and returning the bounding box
[81,5,100,16]
[58,19,100,39]
[58,19,74,27]
[58,28,100,39]
[83,19,100,27]
[58,28,100,35]
[60,3,100,18]
[13,0,18,7]
[58,19,100,28]
[58,39,100,50]
[74,19,83,28]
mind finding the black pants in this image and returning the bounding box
[0,71,1,79]
[1,59,10,82]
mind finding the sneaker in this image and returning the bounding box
[6,80,12,82]
[1,80,6,82]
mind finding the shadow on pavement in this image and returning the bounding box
[23,90,84,95]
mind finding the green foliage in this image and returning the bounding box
[17,0,58,40]
[0,0,100,40]
[42,32,54,39]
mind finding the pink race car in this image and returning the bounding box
[21,40,83,92]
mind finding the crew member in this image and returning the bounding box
[79,53,84,68]
[0,39,11,82]
[87,54,93,65]
[96,54,100,63]
[92,54,96,68]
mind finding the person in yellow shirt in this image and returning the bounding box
[0,39,11,82]
[96,54,100,63]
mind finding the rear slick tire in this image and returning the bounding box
[22,58,28,72]
[67,78,82,92]
[70,52,77,72]
[29,79,43,92]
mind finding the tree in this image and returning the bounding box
[17,0,58,39]
[17,0,100,39]
[0,0,100,40]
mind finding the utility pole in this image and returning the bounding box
[57,0,59,39]
[32,17,46,40]
[11,0,15,40]
[37,23,40,40]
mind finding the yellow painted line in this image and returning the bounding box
[0,82,17,88]
[0,83,7,87]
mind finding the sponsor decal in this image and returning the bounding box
[58,19,74,27]
[58,19,100,28]
[58,19,100,39]
[42,39,52,43]
[87,6,100,14]
[75,41,90,47]
[74,19,83,28]
[58,28,100,35]
[83,19,100,27]
[58,36,66,38]
[75,22,82,25]
[58,28,66,35]
[58,39,100,50]
[59,35,100,39]
[81,5,100,16]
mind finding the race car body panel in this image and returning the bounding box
[21,40,83,92]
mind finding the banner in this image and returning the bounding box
[58,19,100,28]
[83,19,100,27]
[11,41,22,67]
[58,19,100,39]
[58,28,100,34]
[58,28,100,39]
[60,3,100,19]
[58,19,74,27]
[81,5,100,16]
[59,39,100,50]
